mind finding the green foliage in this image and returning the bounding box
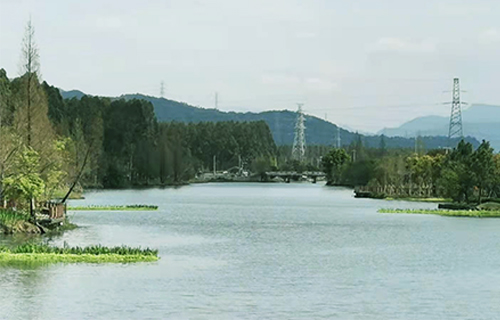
[321,148,350,184]
[251,156,273,175]
[0,209,30,227]
[436,140,496,203]
[323,139,500,204]
[2,243,158,256]
[2,147,45,204]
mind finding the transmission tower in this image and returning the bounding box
[160,81,165,98]
[336,126,341,148]
[448,78,464,145]
[292,103,306,161]
[215,92,219,110]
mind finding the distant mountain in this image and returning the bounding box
[119,94,351,146]
[60,90,478,149]
[59,89,87,100]
[379,104,500,150]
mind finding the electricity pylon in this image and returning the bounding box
[336,126,341,148]
[292,103,306,161]
[448,78,465,146]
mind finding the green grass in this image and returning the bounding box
[378,208,500,218]
[0,210,30,225]
[67,205,158,211]
[0,244,159,265]
[0,253,158,264]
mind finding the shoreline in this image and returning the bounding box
[378,208,500,218]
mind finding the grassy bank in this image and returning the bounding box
[0,210,30,227]
[378,208,500,218]
[0,244,159,264]
[67,205,158,211]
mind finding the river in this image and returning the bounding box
[1,183,500,319]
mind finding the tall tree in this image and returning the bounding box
[19,18,40,147]
[471,140,495,203]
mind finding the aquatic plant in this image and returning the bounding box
[0,244,159,265]
[67,205,158,211]
[2,244,157,256]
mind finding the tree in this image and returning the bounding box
[438,140,475,202]
[2,147,45,219]
[471,140,495,203]
[322,148,350,185]
[379,135,387,156]
[19,18,41,147]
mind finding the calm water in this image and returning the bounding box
[1,183,500,319]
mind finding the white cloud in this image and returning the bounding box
[370,37,437,53]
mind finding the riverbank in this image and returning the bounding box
[378,208,500,218]
[0,209,76,235]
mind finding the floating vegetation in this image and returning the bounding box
[378,208,500,218]
[67,205,158,211]
[0,244,159,265]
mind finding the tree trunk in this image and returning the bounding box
[30,197,35,222]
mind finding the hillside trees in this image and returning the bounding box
[322,138,499,203]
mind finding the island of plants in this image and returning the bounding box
[378,207,500,218]
[0,244,159,264]
[67,204,158,211]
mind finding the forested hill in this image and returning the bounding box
[118,94,480,149]
[119,93,347,146]
[60,91,479,149]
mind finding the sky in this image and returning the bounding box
[1,0,500,133]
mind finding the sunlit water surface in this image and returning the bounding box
[1,183,500,319]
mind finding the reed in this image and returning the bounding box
[68,205,158,211]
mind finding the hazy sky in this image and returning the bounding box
[1,0,500,132]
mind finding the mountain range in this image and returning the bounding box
[379,104,500,150]
[60,90,479,149]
